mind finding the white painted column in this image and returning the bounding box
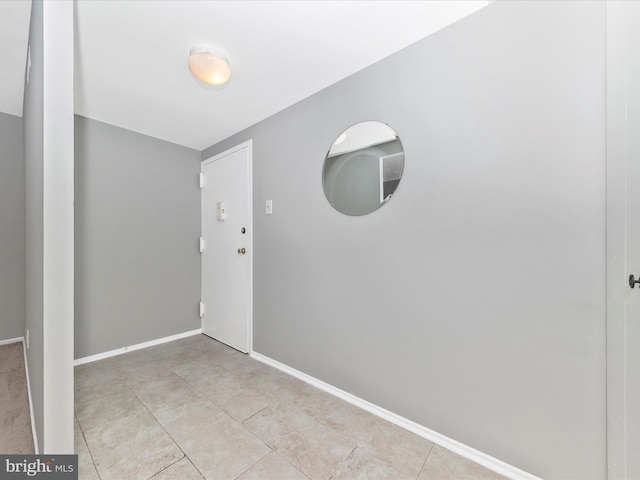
[42,0,74,453]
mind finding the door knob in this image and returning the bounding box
[237,247,246,255]
[630,274,640,289]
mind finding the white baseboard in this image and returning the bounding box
[250,351,541,480]
[74,329,203,366]
[19,338,39,454]
[0,336,24,346]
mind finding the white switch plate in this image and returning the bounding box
[265,199,273,215]
[217,201,226,220]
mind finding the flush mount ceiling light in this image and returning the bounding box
[188,46,231,86]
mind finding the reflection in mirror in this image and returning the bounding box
[323,121,404,215]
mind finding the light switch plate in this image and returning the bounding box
[217,202,226,220]
[265,200,273,215]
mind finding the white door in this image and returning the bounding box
[201,141,252,353]
[607,2,640,478]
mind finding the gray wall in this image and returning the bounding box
[75,116,201,359]
[202,2,606,478]
[0,112,25,341]
[23,0,45,453]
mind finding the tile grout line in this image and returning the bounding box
[231,449,273,480]
[125,375,197,479]
[170,366,237,419]
[74,361,128,480]
[168,359,313,480]
[114,363,194,480]
[144,454,188,480]
[169,357,280,443]
[172,371,273,479]
[123,350,268,480]
[74,412,103,480]
[77,359,190,480]
[415,442,435,480]
[182,356,408,480]
[327,445,359,480]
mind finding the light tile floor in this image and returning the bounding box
[74,334,506,480]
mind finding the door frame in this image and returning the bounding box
[606,2,632,477]
[201,139,253,353]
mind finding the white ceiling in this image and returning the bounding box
[1,1,489,151]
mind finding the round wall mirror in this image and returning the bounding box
[322,121,404,216]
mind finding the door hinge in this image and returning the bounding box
[199,301,205,317]
[199,172,205,189]
[199,237,205,253]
